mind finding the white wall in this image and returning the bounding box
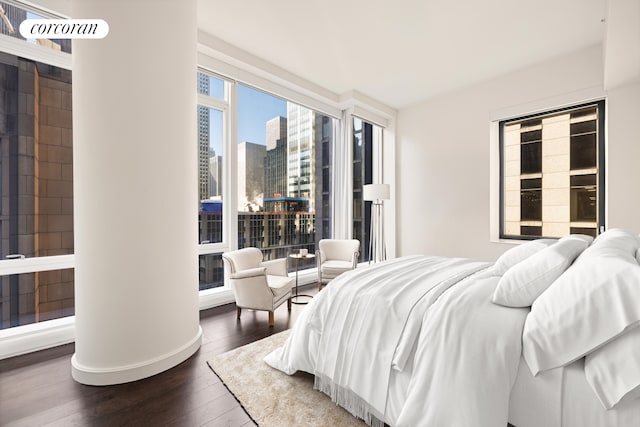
[396,45,640,261]
[605,82,640,228]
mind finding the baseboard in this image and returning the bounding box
[199,288,236,310]
[71,326,202,386]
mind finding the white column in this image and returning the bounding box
[70,0,201,385]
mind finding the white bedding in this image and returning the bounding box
[265,251,640,426]
[391,268,527,426]
[509,357,640,427]
[562,359,640,427]
[265,255,529,426]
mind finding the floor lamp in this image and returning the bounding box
[363,183,390,263]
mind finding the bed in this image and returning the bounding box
[264,229,640,427]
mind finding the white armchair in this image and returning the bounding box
[316,239,360,289]
[222,248,294,326]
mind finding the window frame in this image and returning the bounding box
[196,69,346,288]
[498,100,606,240]
[0,1,75,339]
[197,68,231,254]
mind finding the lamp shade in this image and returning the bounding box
[363,183,390,201]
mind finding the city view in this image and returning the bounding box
[501,103,602,239]
[197,73,335,290]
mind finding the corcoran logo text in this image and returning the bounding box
[19,19,109,39]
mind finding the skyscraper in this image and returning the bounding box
[265,116,288,199]
[209,150,222,198]
[266,116,287,150]
[238,142,266,211]
[287,103,314,205]
[197,73,210,201]
[315,114,333,241]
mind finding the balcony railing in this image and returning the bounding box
[198,211,318,290]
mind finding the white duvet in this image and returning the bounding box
[265,256,529,426]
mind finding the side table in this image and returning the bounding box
[289,253,315,304]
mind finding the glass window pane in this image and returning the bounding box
[570,120,596,135]
[570,133,596,169]
[237,84,333,271]
[0,58,74,259]
[197,71,224,100]
[500,102,603,239]
[520,142,541,174]
[353,161,362,188]
[570,174,597,222]
[0,46,75,330]
[521,129,542,143]
[353,117,363,132]
[570,174,596,186]
[570,187,597,221]
[1,268,74,329]
[520,189,542,221]
[352,118,376,262]
[571,107,597,121]
[521,178,542,189]
[0,3,72,53]
[353,127,363,161]
[199,253,224,291]
[198,107,223,244]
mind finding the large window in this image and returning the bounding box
[236,84,334,271]
[196,73,336,289]
[197,71,227,291]
[0,58,74,330]
[500,101,605,239]
[0,0,74,330]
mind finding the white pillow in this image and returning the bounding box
[491,239,556,276]
[585,326,640,409]
[636,247,640,265]
[492,235,592,308]
[522,229,640,375]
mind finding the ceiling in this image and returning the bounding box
[198,0,608,110]
[33,0,609,110]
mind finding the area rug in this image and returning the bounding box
[207,330,366,427]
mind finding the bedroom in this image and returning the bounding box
[1,0,640,425]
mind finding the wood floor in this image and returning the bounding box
[0,288,315,427]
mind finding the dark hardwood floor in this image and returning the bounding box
[0,286,317,427]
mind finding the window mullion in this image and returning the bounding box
[226,81,239,251]
[197,94,227,111]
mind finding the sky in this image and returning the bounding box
[207,81,287,156]
[237,84,287,145]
